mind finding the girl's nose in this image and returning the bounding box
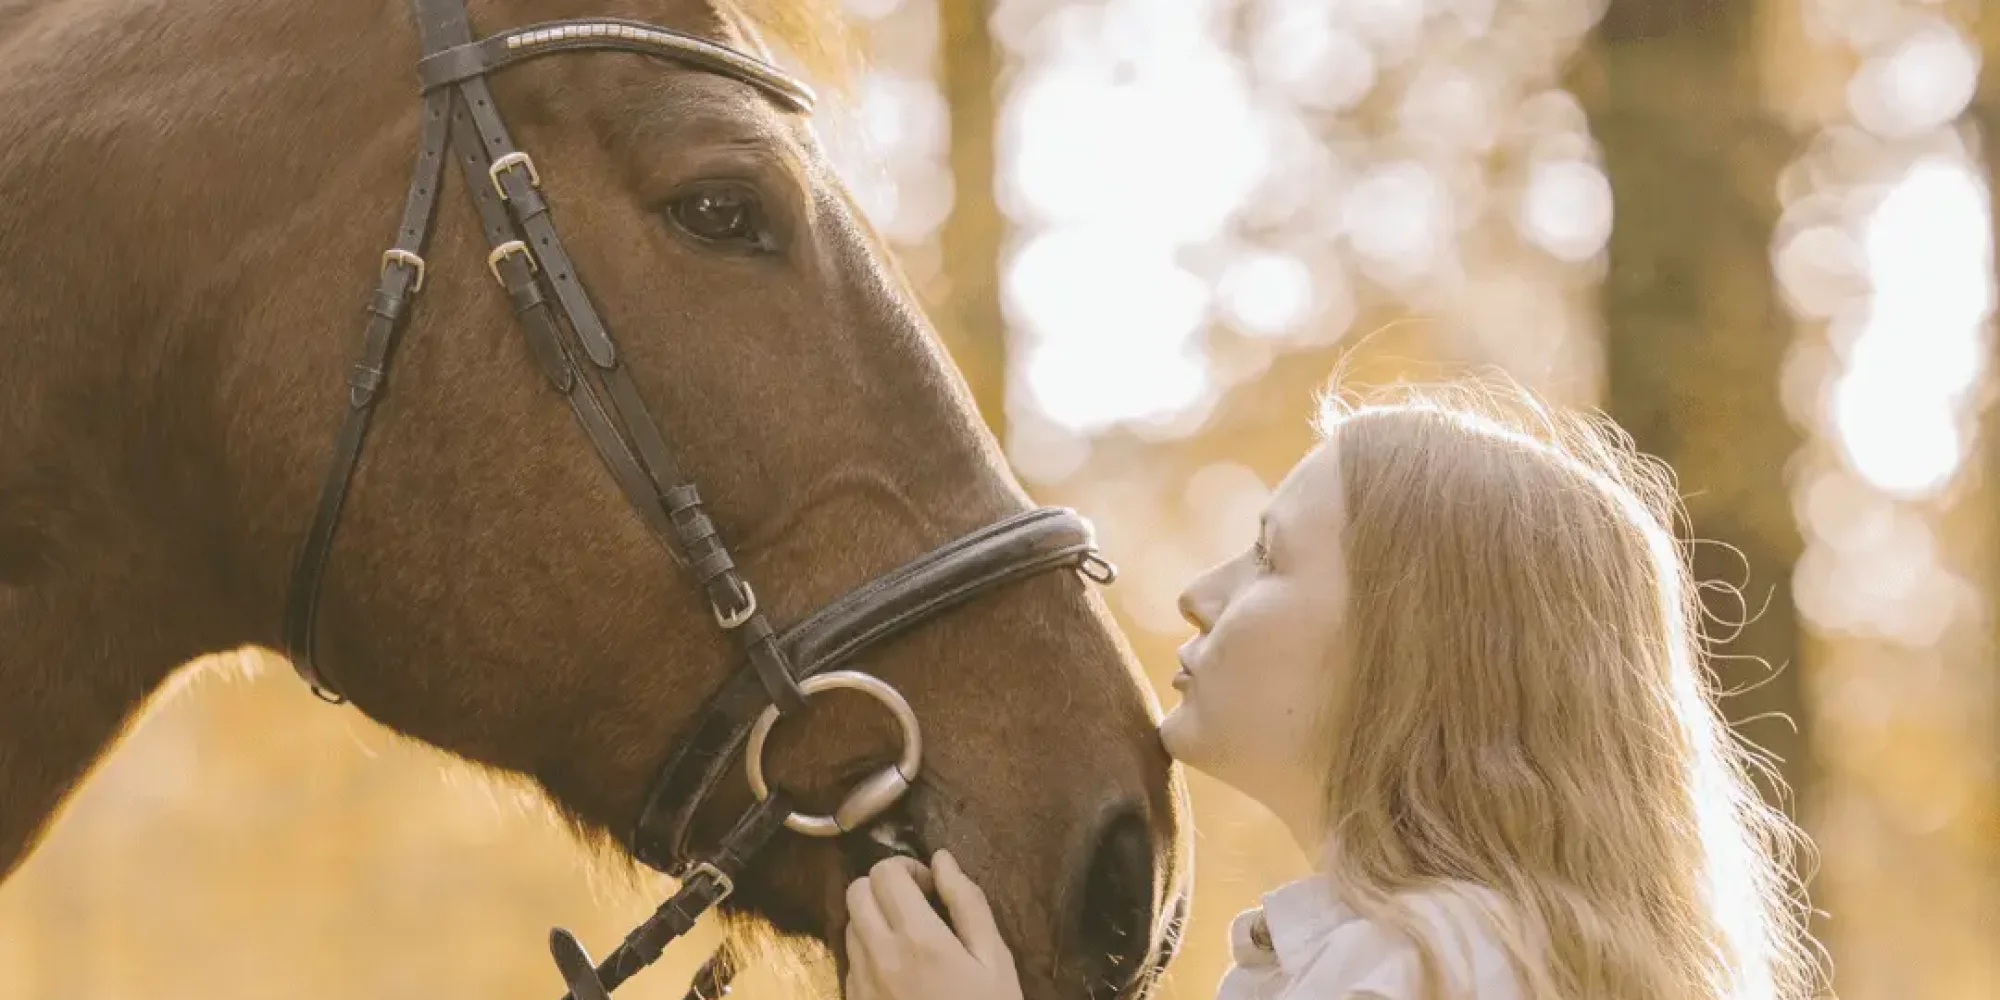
[1177,587,1207,632]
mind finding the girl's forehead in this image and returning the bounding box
[1265,441,1346,539]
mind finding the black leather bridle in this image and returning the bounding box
[280,1,1119,997]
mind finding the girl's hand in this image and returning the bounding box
[844,850,1023,1000]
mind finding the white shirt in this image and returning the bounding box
[1213,873,1525,1000]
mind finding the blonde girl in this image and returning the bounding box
[842,379,1820,1000]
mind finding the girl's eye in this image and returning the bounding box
[1252,536,1272,570]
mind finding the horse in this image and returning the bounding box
[0,0,1190,996]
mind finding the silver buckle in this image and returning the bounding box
[712,581,756,629]
[688,861,734,902]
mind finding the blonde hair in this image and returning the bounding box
[1307,377,1823,1000]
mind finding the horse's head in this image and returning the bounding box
[187,0,1187,995]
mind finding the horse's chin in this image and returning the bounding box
[837,814,947,918]
[837,814,935,902]
[848,815,925,868]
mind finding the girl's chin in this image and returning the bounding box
[1157,703,1199,764]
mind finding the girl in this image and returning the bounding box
[842,380,1820,1000]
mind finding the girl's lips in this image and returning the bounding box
[1171,661,1192,691]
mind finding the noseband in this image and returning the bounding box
[280,1,1119,997]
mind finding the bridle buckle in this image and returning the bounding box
[485,239,537,286]
[686,861,734,903]
[712,581,757,629]
[488,150,541,200]
[380,248,426,292]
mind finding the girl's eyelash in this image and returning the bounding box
[1252,536,1272,568]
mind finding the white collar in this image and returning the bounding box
[1230,872,1357,974]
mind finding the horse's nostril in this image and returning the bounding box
[1076,805,1155,998]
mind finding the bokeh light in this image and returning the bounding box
[1778,1,1996,997]
[1831,159,1991,498]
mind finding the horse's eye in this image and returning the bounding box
[666,185,764,247]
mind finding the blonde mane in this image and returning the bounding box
[724,0,862,92]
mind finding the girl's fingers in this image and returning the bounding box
[844,919,881,1000]
[868,856,951,946]
[933,850,1011,969]
[875,854,936,898]
[846,875,893,951]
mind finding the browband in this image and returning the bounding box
[416,17,816,112]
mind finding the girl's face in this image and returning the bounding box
[1159,441,1352,834]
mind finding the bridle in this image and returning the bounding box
[279,1,1120,997]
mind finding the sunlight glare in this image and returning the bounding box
[1217,251,1316,337]
[1398,67,1497,153]
[1251,0,1377,111]
[838,0,904,21]
[1001,0,1278,433]
[1791,500,1959,646]
[1004,55,1268,243]
[1846,22,1979,138]
[1828,159,1992,498]
[1008,227,1213,431]
[1345,160,1450,275]
[1519,158,1613,262]
[1773,222,1868,320]
[1346,0,1430,53]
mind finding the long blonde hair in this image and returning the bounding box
[1309,378,1823,1000]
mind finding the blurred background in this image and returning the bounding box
[2,0,1996,996]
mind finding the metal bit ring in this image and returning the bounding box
[744,670,923,837]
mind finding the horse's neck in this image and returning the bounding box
[0,0,256,883]
[0,546,218,880]
[0,304,233,878]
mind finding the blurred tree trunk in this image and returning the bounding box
[1570,2,1810,813]
[935,0,1008,436]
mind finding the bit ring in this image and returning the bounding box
[744,670,922,837]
